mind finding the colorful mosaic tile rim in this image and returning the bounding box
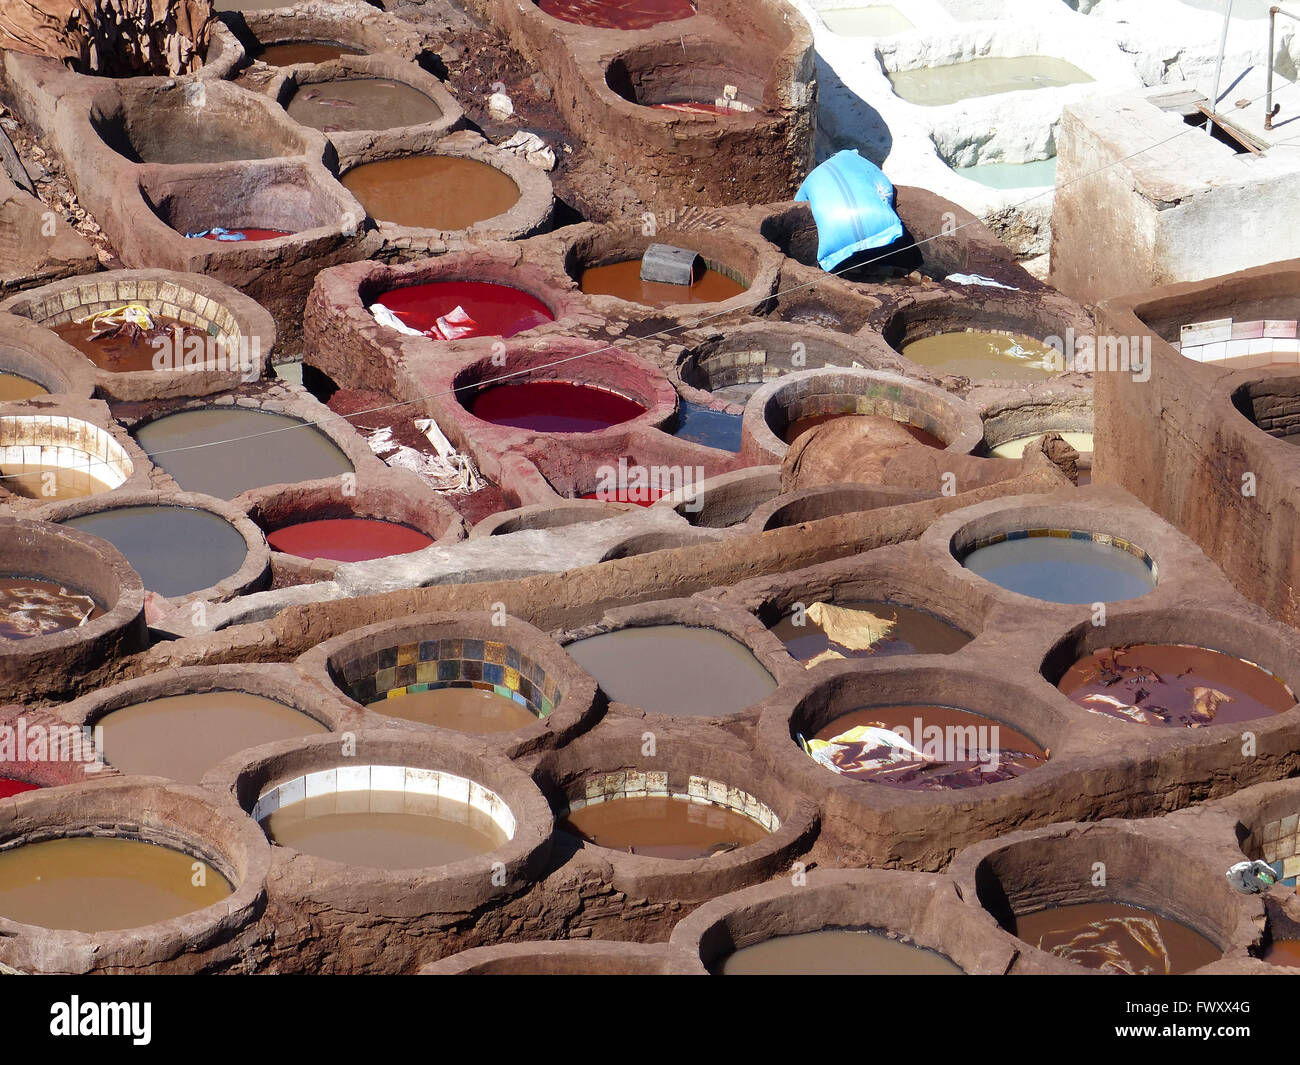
[252,764,516,839]
[8,279,241,345]
[1259,812,1300,884]
[338,638,561,716]
[956,528,1158,580]
[564,770,780,833]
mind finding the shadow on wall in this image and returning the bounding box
[812,54,893,165]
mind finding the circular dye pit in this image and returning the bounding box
[560,795,768,859]
[287,79,443,133]
[902,332,1059,381]
[564,625,777,717]
[0,837,232,932]
[133,408,353,499]
[256,41,364,66]
[716,929,963,975]
[537,0,695,30]
[193,228,292,242]
[782,413,946,448]
[98,692,329,784]
[770,601,972,665]
[0,779,38,798]
[0,462,114,500]
[887,56,1093,108]
[62,505,249,598]
[260,787,509,870]
[268,517,433,563]
[580,260,746,308]
[341,157,520,231]
[807,705,1047,790]
[961,533,1155,604]
[0,577,102,639]
[368,687,538,734]
[375,281,554,340]
[1263,940,1300,968]
[469,381,646,433]
[0,373,48,402]
[1012,902,1221,975]
[51,315,211,374]
[1057,644,1295,728]
[989,431,1094,459]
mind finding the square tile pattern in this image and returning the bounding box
[563,770,780,833]
[252,763,517,839]
[1259,812,1300,885]
[338,639,561,719]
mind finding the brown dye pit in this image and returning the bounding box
[0,373,48,402]
[0,836,232,932]
[341,156,521,231]
[564,624,777,717]
[1057,644,1296,728]
[286,79,443,133]
[782,413,946,447]
[770,600,972,665]
[579,260,745,307]
[1262,939,1300,967]
[52,317,209,374]
[1013,901,1221,974]
[367,688,538,734]
[257,42,364,66]
[716,929,964,975]
[261,790,508,869]
[0,463,114,500]
[99,692,329,784]
[902,331,1059,381]
[560,795,768,859]
[0,577,102,639]
[809,705,1048,790]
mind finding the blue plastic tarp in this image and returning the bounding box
[795,150,904,272]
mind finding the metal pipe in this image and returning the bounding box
[1208,0,1235,139]
[1266,5,1300,129]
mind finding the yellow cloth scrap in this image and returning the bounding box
[75,304,156,330]
[806,601,897,650]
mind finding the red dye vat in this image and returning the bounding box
[0,778,39,799]
[537,0,695,30]
[470,380,646,433]
[195,229,293,242]
[377,281,553,341]
[266,518,434,563]
[578,487,669,507]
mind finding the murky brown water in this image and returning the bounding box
[1013,901,1221,974]
[0,836,232,932]
[0,373,48,401]
[99,692,329,784]
[0,462,114,500]
[342,156,520,230]
[262,790,508,869]
[580,260,745,307]
[367,687,538,734]
[564,624,776,717]
[257,42,364,66]
[561,795,768,859]
[287,78,443,132]
[1058,644,1295,728]
[717,929,963,975]
[770,600,971,664]
[52,317,208,374]
[0,577,102,639]
[902,331,1060,380]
